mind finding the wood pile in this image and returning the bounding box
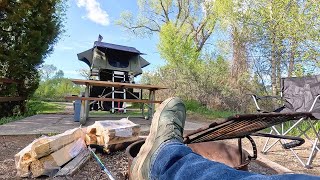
[15,118,141,178]
[85,118,140,153]
[15,128,86,177]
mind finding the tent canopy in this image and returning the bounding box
[77,41,150,76]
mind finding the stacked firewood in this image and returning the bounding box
[15,118,140,178]
[85,118,140,152]
[15,128,86,178]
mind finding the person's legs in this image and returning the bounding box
[130,97,186,179]
[131,97,320,180]
[150,141,319,180]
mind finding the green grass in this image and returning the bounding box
[0,115,26,125]
[0,100,66,125]
[266,121,320,137]
[26,100,65,115]
[184,100,235,119]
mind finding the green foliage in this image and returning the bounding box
[184,99,235,119]
[121,0,319,113]
[0,115,24,125]
[0,0,66,117]
[26,100,65,115]
[34,78,83,101]
[158,23,200,67]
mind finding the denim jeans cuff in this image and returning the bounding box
[149,139,183,177]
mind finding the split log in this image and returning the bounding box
[96,135,105,146]
[87,118,140,148]
[54,148,91,177]
[85,133,97,145]
[31,128,85,159]
[30,155,60,177]
[15,136,47,177]
[30,138,86,177]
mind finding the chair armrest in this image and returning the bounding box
[309,94,320,112]
[255,95,281,100]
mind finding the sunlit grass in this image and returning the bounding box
[184,99,235,119]
[26,100,65,114]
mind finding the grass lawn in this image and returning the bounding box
[27,100,66,114]
[0,100,66,125]
[184,100,235,120]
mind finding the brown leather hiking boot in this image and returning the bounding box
[130,97,186,180]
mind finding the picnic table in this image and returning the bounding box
[65,79,167,124]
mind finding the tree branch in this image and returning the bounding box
[160,0,170,22]
[127,25,160,33]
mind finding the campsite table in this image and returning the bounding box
[65,79,167,124]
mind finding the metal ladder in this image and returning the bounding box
[111,71,126,113]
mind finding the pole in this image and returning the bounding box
[88,146,115,180]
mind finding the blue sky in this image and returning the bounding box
[45,0,166,78]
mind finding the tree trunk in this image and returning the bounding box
[231,26,248,80]
[288,40,296,77]
[276,49,281,95]
[271,35,277,96]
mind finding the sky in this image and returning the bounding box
[45,0,166,79]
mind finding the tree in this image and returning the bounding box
[79,69,91,80]
[40,64,58,80]
[117,0,220,51]
[246,0,320,95]
[0,0,66,116]
[53,70,64,79]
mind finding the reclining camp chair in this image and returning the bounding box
[183,112,312,169]
[251,75,320,168]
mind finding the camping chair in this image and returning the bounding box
[251,75,320,168]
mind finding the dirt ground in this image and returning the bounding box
[0,135,281,180]
[238,136,320,175]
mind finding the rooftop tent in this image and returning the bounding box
[77,41,150,76]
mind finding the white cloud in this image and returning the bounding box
[76,0,110,26]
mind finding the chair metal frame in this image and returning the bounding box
[251,94,320,168]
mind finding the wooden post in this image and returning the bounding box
[80,84,89,125]
[148,90,155,120]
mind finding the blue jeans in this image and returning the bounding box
[150,140,320,180]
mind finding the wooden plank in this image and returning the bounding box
[65,96,163,103]
[0,96,25,102]
[0,77,22,84]
[70,79,167,90]
[30,139,87,178]
[31,128,85,159]
[15,137,48,178]
[54,148,91,177]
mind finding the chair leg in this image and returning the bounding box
[306,138,318,168]
[262,126,284,153]
[262,129,273,154]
